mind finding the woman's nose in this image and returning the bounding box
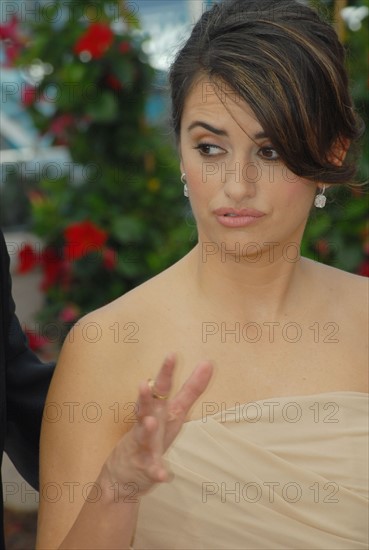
[222,159,259,202]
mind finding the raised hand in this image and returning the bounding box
[101,353,213,499]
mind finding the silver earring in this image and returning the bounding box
[314,184,326,208]
[181,173,189,197]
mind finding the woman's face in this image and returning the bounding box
[179,76,318,258]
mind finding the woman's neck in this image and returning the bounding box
[185,242,310,321]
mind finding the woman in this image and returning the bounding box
[36,1,368,548]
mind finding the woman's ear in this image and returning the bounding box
[327,136,350,166]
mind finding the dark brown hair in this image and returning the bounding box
[168,0,364,184]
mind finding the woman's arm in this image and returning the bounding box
[36,312,212,549]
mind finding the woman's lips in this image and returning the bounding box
[213,207,265,228]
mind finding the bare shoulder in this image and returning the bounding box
[43,254,187,443]
[303,257,369,332]
[52,255,187,397]
[99,251,191,335]
[303,256,368,300]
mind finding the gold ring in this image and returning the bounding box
[147,378,169,400]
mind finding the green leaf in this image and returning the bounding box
[60,63,88,83]
[344,198,369,218]
[305,212,331,239]
[335,245,363,272]
[111,217,145,243]
[85,92,118,122]
[113,59,135,87]
[116,254,144,277]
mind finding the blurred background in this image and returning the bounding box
[0,0,368,547]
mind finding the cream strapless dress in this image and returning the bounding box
[132,392,368,549]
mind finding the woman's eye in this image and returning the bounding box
[258,146,280,160]
[193,144,224,156]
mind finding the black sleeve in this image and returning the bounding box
[1,230,55,490]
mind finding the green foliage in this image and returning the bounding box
[12,0,193,345]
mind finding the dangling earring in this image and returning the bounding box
[181,173,189,197]
[314,184,326,208]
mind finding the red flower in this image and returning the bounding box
[105,73,123,90]
[18,244,38,273]
[357,259,369,278]
[49,114,75,135]
[2,42,22,67]
[0,15,19,41]
[49,114,75,144]
[40,247,65,291]
[119,41,131,54]
[74,23,114,59]
[64,221,108,261]
[59,304,80,323]
[21,84,38,106]
[315,238,329,258]
[24,328,48,351]
[103,247,117,270]
[0,15,25,66]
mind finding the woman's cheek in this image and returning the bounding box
[188,166,216,196]
[278,173,315,210]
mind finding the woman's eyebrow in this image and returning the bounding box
[187,121,227,135]
[187,121,268,140]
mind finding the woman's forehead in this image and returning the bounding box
[181,77,264,136]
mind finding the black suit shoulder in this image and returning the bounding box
[0,229,55,547]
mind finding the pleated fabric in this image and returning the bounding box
[132,392,369,549]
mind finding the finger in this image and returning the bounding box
[170,361,213,416]
[136,380,152,421]
[134,417,168,481]
[135,371,171,458]
[150,352,176,402]
[147,461,171,483]
[134,414,158,448]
